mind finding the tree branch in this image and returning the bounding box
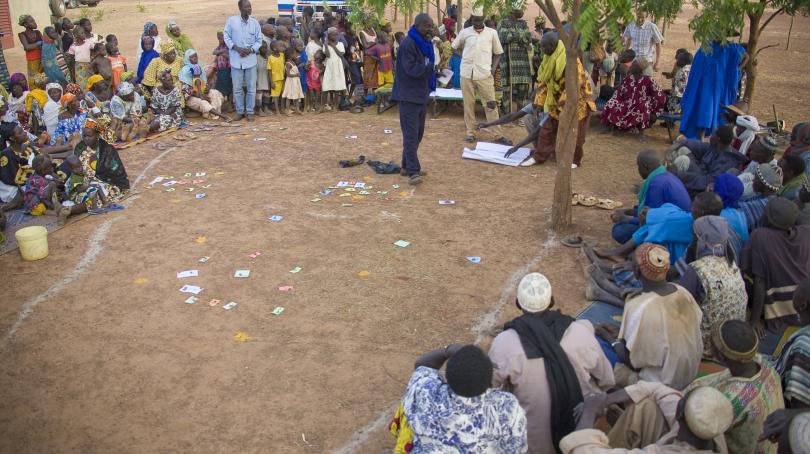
[759,6,785,32]
[755,42,780,55]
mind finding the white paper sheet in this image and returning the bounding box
[438,69,453,85]
[430,88,463,99]
[461,142,532,167]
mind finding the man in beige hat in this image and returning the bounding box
[561,384,733,452]
[489,272,615,454]
[451,6,511,145]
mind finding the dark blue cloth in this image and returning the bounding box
[407,26,436,91]
[137,37,159,84]
[399,101,426,176]
[612,220,640,244]
[679,42,745,139]
[449,54,461,88]
[391,36,434,104]
[596,337,620,368]
[299,50,308,93]
[645,171,692,212]
[678,140,748,194]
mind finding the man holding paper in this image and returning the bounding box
[392,14,437,186]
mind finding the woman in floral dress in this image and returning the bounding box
[149,69,182,132]
[601,59,666,140]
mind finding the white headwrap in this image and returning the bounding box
[43,83,63,138]
[735,115,759,156]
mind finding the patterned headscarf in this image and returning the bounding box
[143,21,156,37]
[160,41,177,56]
[713,173,744,209]
[10,73,27,86]
[117,82,135,96]
[634,243,670,282]
[60,93,76,109]
[65,83,83,95]
[85,74,105,90]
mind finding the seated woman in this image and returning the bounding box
[83,75,116,144]
[713,173,749,254]
[5,79,29,128]
[136,35,160,86]
[149,69,183,132]
[601,59,666,141]
[110,81,150,142]
[179,49,229,121]
[25,73,49,137]
[51,93,88,146]
[72,118,129,206]
[142,42,184,98]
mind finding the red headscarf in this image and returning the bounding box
[443,18,457,41]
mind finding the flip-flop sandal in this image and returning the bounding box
[572,193,583,206]
[106,203,125,211]
[153,142,171,151]
[596,199,623,210]
[579,196,598,207]
[173,132,197,141]
[562,235,598,248]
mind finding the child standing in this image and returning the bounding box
[267,41,286,115]
[105,35,127,92]
[89,43,112,84]
[68,27,94,89]
[307,50,324,113]
[256,40,270,116]
[367,32,394,90]
[42,26,70,84]
[212,30,232,110]
[321,28,346,112]
[282,48,304,116]
[295,39,308,109]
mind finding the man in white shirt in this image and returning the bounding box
[622,10,663,75]
[451,8,510,144]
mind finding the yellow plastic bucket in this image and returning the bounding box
[15,226,49,261]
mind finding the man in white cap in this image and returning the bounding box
[488,272,615,454]
[562,384,733,453]
[451,6,511,145]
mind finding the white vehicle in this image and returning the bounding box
[277,0,350,17]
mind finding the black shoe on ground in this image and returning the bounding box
[233,113,244,121]
[246,114,255,122]
[409,175,423,185]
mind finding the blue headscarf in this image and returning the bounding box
[406,26,436,92]
[137,36,159,84]
[178,49,206,86]
[714,173,744,209]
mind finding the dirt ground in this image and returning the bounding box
[1,1,809,453]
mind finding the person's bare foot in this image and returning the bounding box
[586,264,623,296]
[585,274,625,308]
[57,206,70,226]
[583,245,616,274]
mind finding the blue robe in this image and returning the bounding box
[679,42,745,139]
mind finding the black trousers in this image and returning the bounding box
[399,100,426,176]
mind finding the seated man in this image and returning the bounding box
[489,273,614,453]
[778,154,807,202]
[399,344,528,452]
[773,278,810,408]
[739,135,779,200]
[739,162,783,232]
[713,173,749,254]
[612,149,692,244]
[669,124,746,196]
[476,94,545,154]
[688,320,784,454]
[561,383,733,453]
[743,197,810,334]
[596,243,703,390]
[677,215,747,358]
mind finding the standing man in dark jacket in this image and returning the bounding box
[392,14,436,186]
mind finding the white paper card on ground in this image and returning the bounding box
[462,142,531,167]
[179,285,203,294]
[177,270,199,278]
[438,69,453,85]
[430,88,463,99]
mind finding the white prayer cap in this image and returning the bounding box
[736,115,760,132]
[471,5,485,16]
[517,273,552,313]
[684,387,734,440]
[789,412,810,453]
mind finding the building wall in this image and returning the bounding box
[2,0,54,50]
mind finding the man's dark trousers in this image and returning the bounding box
[399,100,426,176]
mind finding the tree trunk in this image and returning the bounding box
[458,0,463,24]
[743,10,762,106]
[550,39,581,231]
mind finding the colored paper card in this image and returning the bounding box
[439,200,456,205]
[195,172,206,177]
[184,173,193,177]
[310,198,321,202]
[383,129,393,134]
[320,189,333,196]
[162,181,177,186]
[249,251,261,258]
[394,240,411,248]
[272,306,285,315]
[278,286,294,292]
[180,285,203,294]
[185,296,198,304]
[341,203,353,207]
[336,181,350,187]
[195,193,207,199]
[198,256,210,263]
[223,302,237,310]
[208,299,221,307]
[149,176,165,185]
[344,188,356,192]
[290,267,302,274]
[195,236,207,243]
[133,277,149,284]
[233,331,251,342]
[357,270,371,277]
[234,269,251,278]
[177,270,199,278]
[354,182,366,188]
[392,184,400,189]
[268,215,284,222]
[165,188,176,192]
[466,256,482,264]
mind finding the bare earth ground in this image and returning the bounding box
[1,1,809,453]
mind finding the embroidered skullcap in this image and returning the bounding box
[756,161,783,192]
[711,320,759,362]
[471,5,485,16]
[634,243,670,282]
[517,273,552,313]
[684,387,734,440]
[759,134,779,152]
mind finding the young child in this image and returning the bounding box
[295,39,308,110]
[307,50,324,113]
[212,30,232,110]
[42,26,70,84]
[57,154,97,224]
[256,39,271,116]
[367,32,394,90]
[23,154,60,216]
[393,31,405,58]
[665,50,692,114]
[267,40,286,115]
[599,41,617,87]
[614,49,635,88]
[283,48,305,116]
[321,27,347,112]
[111,81,150,141]
[68,27,94,89]
[105,35,127,92]
[89,42,112,84]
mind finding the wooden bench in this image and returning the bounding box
[659,113,682,143]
